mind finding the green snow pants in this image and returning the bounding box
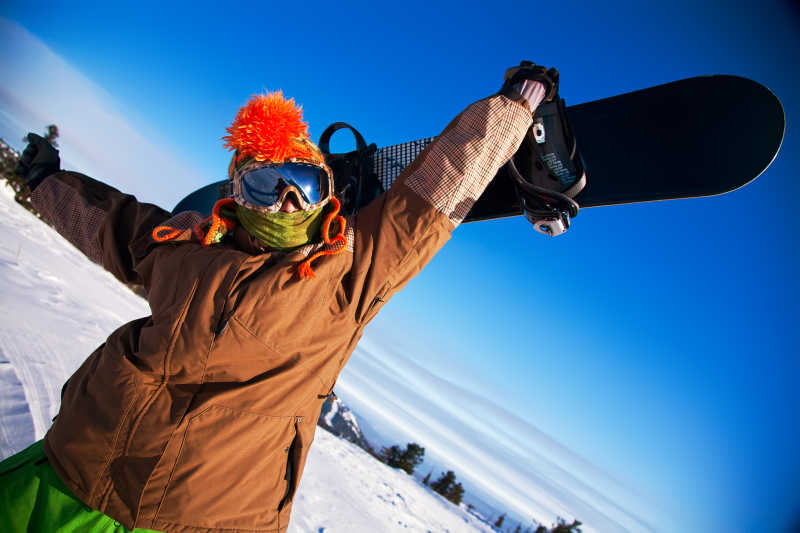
[0,440,162,533]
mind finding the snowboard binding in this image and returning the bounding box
[501,61,560,105]
[505,66,586,236]
[318,122,382,217]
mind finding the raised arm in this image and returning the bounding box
[347,66,558,323]
[17,133,172,286]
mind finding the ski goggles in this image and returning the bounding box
[232,160,334,213]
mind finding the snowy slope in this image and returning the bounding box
[0,182,150,454]
[0,182,498,532]
[290,429,497,533]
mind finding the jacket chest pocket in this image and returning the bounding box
[154,406,296,530]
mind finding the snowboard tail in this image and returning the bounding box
[173,75,784,223]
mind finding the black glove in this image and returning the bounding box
[15,133,61,191]
[500,61,560,107]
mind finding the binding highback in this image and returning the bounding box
[318,122,383,217]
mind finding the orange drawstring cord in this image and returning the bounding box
[151,198,237,246]
[152,226,183,242]
[198,198,237,246]
[298,197,347,279]
[154,197,344,279]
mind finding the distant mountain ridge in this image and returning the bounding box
[317,395,374,454]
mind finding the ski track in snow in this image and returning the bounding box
[0,348,35,455]
[0,183,499,532]
[0,183,150,450]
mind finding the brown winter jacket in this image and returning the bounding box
[32,95,532,532]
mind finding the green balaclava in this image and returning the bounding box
[236,204,325,251]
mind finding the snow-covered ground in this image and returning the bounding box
[0,182,498,532]
[291,429,498,532]
[0,182,150,454]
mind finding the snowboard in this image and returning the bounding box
[173,75,785,223]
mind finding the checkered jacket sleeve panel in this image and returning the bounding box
[31,171,172,285]
[402,95,532,225]
[348,95,532,324]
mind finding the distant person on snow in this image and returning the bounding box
[1,64,558,532]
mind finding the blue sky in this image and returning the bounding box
[1,1,798,531]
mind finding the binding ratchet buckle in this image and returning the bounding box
[530,208,572,237]
[507,96,586,237]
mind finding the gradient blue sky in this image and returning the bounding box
[1,1,798,531]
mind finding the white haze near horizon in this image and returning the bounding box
[0,17,666,532]
[336,340,660,532]
[0,18,210,208]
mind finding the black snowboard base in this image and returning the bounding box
[173,75,784,223]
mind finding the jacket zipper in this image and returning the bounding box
[278,416,303,511]
[364,282,391,323]
[215,313,231,337]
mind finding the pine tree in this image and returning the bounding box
[0,139,19,180]
[551,518,582,533]
[422,470,432,485]
[44,125,59,147]
[513,524,522,533]
[494,513,505,528]
[2,125,59,217]
[430,470,456,496]
[398,442,425,475]
[445,481,464,505]
[1,137,28,210]
[379,445,401,466]
[379,443,425,475]
[428,470,466,505]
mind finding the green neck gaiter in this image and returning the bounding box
[236,205,324,251]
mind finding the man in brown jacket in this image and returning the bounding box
[2,64,558,532]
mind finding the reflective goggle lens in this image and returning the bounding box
[240,163,329,209]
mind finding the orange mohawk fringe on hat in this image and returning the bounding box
[223,91,323,164]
